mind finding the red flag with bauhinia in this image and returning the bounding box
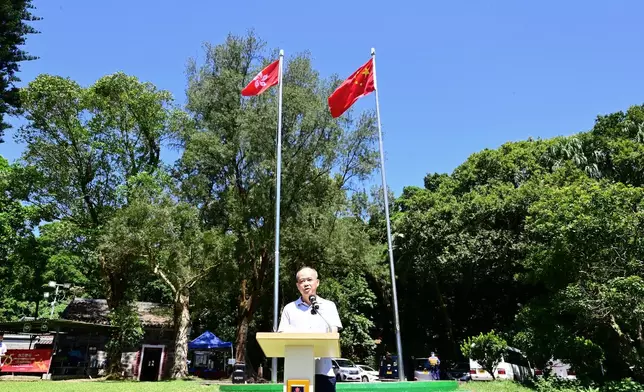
[242,59,279,96]
[328,58,375,118]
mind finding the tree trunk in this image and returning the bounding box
[171,290,191,379]
[100,253,130,310]
[235,307,253,363]
[431,271,457,358]
[235,279,261,365]
[233,251,270,365]
[100,254,138,378]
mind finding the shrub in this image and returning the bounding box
[601,379,644,392]
[460,330,508,381]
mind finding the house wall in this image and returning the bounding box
[2,328,178,380]
[44,327,175,380]
[2,334,37,349]
[122,327,175,380]
[53,331,109,377]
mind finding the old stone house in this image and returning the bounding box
[60,298,175,380]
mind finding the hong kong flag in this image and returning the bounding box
[241,59,280,96]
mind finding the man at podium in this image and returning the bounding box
[278,267,342,392]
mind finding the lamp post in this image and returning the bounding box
[47,281,70,318]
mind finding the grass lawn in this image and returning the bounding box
[0,380,537,392]
[0,380,220,392]
[458,381,533,392]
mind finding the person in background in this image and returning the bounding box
[428,352,440,380]
[278,267,342,392]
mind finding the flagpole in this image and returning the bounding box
[371,47,405,382]
[272,49,284,384]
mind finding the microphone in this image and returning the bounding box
[308,295,332,332]
[309,295,320,314]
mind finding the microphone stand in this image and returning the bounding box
[311,305,333,333]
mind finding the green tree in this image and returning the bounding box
[279,204,385,364]
[178,32,380,365]
[0,0,39,142]
[520,174,644,380]
[17,72,182,376]
[461,331,508,380]
[0,155,50,320]
[389,105,644,382]
[393,168,543,361]
[104,303,144,377]
[17,72,180,306]
[0,155,93,321]
[100,173,233,379]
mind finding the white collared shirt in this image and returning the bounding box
[277,296,342,377]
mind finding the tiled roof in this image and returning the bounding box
[62,298,173,328]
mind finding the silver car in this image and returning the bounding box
[332,358,361,382]
[413,358,437,381]
[356,364,379,382]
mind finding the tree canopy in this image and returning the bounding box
[394,105,644,382]
[0,0,39,142]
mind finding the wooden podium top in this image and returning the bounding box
[256,332,341,358]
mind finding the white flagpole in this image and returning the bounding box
[371,47,405,382]
[271,49,284,384]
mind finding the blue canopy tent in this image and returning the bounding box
[188,331,234,379]
[189,331,233,350]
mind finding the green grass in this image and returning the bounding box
[458,381,533,392]
[0,380,220,392]
[219,381,459,391]
[0,380,534,392]
[0,380,465,392]
[0,380,537,392]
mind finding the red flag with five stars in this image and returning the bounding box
[242,59,280,96]
[327,58,375,118]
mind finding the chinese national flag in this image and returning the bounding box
[242,59,279,96]
[328,58,375,118]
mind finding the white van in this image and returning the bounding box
[469,347,533,381]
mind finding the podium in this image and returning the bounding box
[256,332,341,392]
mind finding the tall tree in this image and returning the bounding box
[519,170,644,381]
[391,104,644,382]
[17,72,178,306]
[0,0,39,142]
[17,73,181,375]
[178,33,379,366]
[0,155,47,320]
[0,155,91,321]
[100,173,233,379]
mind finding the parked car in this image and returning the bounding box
[356,364,379,382]
[378,354,399,381]
[332,358,361,382]
[444,362,471,381]
[534,359,576,380]
[469,347,533,381]
[413,357,435,381]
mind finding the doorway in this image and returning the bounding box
[138,345,165,381]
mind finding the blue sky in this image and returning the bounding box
[3,0,644,194]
